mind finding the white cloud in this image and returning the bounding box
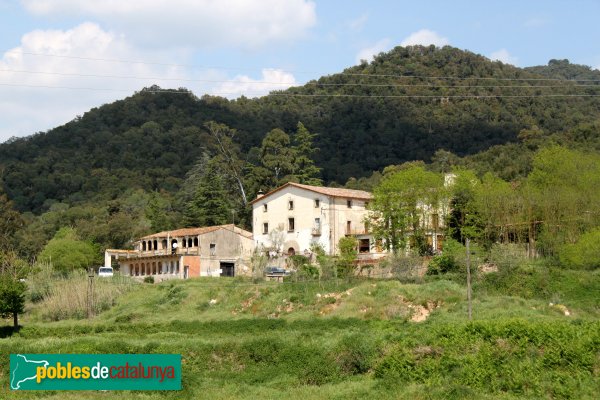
[20,0,317,49]
[0,22,283,141]
[490,49,518,66]
[356,38,391,64]
[400,29,449,47]
[213,69,297,98]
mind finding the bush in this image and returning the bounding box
[559,228,600,270]
[143,276,155,284]
[426,239,465,275]
[334,333,380,374]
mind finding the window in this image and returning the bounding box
[148,241,152,251]
[182,238,186,248]
[263,203,268,212]
[288,200,294,210]
[142,241,147,251]
[188,238,193,248]
[288,218,295,232]
[359,239,370,253]
[194,237,198,247]
[347,199,352,208]
[262,222,269,234]
[312,218,321,235]
[346,221,352,234]
[314,199,320,208]
[210,243,216,256]
[431,213,439,230]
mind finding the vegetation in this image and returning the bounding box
[0,263,596,399]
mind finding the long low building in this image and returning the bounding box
[105,224,254,279]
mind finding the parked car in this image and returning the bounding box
[98,266,114,277]
[264,266,290,276]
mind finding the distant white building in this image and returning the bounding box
[251,182,385,263]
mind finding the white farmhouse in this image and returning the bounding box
[251,182,383,262]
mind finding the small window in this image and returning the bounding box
[346,221,352,234]
[262,222,269,234]
[263,203,268,212]
[188,238,193,248]
[431,213,439,229]
[210,243,216,256]
[347,199,352,208]
[288,218,295,232]
[194,237,198,247]
[288,200,294,210]
[314,199,320,208]
[182,239,187,248]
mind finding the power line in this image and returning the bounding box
[4,49,600,83]
[2,68,600,89]
[2,82,600,98]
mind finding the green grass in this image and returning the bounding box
[0,267,598,399]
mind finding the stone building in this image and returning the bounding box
[104,224,253,279]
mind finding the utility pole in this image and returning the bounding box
[87,267,95,319]
[466,238,472,320]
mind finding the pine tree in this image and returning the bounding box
[292,122,323,186]
[184,160,232,227]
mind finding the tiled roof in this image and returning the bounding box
[250,182,372,204]
[140,224,252,240]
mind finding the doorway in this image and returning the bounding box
[220,262,235,277]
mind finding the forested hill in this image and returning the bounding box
[1,45,600,214]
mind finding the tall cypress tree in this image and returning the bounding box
[184,160,233,227]
[292,122,323,186]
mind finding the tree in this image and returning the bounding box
[260,128,295,188]
[369,165,443,254]
[0,275,26,329]
[38,227,100,274]
[204,121,250,207]
[0,250,29,329]
[0,189,22,251]
[445,169,484,244]
[291,122,322,185]
[337,236,358,278]
[184,159,233,227]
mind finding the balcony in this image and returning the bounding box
[311,227,322,236]
[345,228,370,236]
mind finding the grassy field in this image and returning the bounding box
[0,266,598,399]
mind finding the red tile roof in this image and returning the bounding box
[139,224,252,240]
[250,182,372,204]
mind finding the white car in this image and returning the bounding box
[98,267,114,277]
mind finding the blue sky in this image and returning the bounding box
[1,0,599,142]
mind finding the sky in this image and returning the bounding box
[1,0,599,142]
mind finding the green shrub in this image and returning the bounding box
[559,228,600,269]
[334,333,380,374]
[143,276,155,284]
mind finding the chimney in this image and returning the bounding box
[256,189,264,199]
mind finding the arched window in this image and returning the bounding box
[193,237,198,247]
[153,240,158,251]
[188,238,193,248]
[148,241,152,251]
[162,239,167,249]
[142,241,147,251]
[288,247,296,256]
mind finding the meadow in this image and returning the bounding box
[0,264,598,399]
